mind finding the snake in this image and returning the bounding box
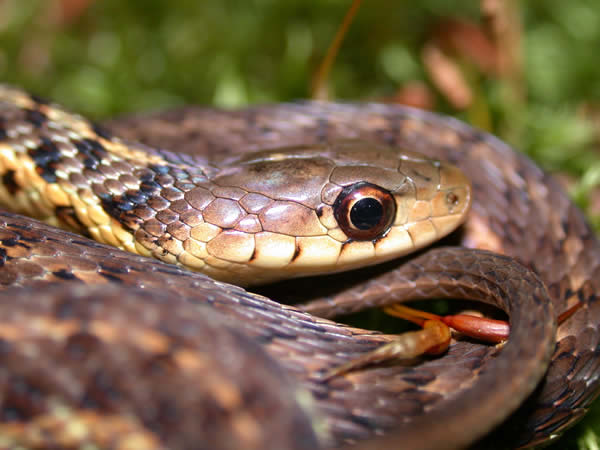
[0,84,598,450]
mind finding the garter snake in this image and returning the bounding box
[0,84,597,449]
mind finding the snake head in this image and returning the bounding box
[197,141,471,285]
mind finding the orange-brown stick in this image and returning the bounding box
[385,304,509,344]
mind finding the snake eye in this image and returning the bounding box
[334,182,396,241]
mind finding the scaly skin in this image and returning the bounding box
[0,86,596,449]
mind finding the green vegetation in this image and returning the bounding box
[1,0,600,448]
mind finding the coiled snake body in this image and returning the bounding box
[0,85,598,449]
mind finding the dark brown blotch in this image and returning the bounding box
[29,92,50,105]
[65,331,102,361]
[144,353,177,377]
[2,170,19,196]
[73,138,108,170]
[0,248,7,267]
[52,268,79,281]
[24,108,48,128]
[11,228,44,244]
[140,180,162,194]
[86,370,123,406]
[28,136,62,183]
[149,164,170,176]
[100,195,136,221]
[124,190,150,205]
[99,261,129,275]
[98,270,124,283]
[0,237,21,247]
[2,376,46,420]
[92,123,113,140]
[56,206,87,233]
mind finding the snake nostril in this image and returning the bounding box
[446,192,459,206]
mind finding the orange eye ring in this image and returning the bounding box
[333,182,396,241]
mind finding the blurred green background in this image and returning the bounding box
[2,0,600,448]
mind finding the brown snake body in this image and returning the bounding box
[0,85,598,449]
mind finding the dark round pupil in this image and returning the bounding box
[350,198,383,230]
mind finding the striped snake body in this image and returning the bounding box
[0,85,598,449]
